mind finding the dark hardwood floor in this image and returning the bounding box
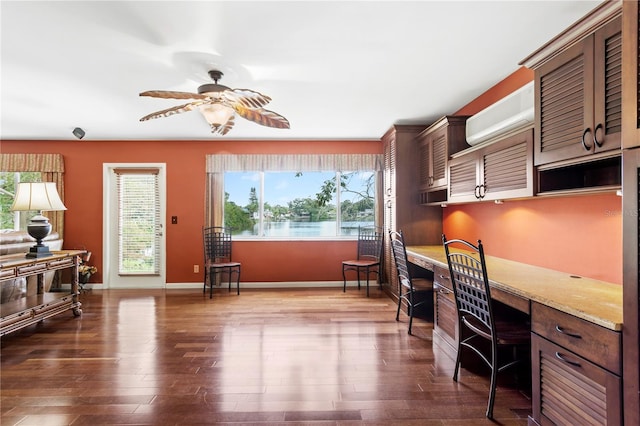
[1,287,531,425]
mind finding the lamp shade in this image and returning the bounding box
[11,182,67,212]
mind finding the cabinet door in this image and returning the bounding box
[433,282,457,350]
[593,16,622,154]
[531,334,622,426]
[419,139,431,190]
[481,129,534,201]
[431,128,448,189]
[535,36,594,166]
[448,153,480,203]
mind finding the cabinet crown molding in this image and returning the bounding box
[520,0,622,70]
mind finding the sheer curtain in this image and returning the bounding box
[0,154,66,238]
[205,154,384,229]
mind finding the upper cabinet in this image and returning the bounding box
[448,129,534,203]
[417,116,469,205]
[533,15,621,166]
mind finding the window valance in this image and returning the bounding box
[0,154,65,172]
[206,154,383,172]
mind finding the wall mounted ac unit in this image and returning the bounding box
[465,81,534,147]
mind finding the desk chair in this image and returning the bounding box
[203,226,241,298]
[389,230,433,335]
[442,234,530,419]
[342,226,383,297]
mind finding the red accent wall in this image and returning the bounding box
[0,140,378,285]
[443,194,622,284]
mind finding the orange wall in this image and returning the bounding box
[442,194,622,284]
[0,139,379,285]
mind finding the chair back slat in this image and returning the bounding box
[443,236,494,335]
[203,226,233,263]
[357,226,383,261]
[389,230,412,291]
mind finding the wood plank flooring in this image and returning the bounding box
[1,287,531,425]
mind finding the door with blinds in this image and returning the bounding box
[104,164,166,288]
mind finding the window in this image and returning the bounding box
[0,172,42,230]
[115,169,161,275]
[224,170,376,238]
[207,154,383,239]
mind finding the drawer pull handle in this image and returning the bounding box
[555,325,582,339]
[555,351,581,368]
[438,274,450,281]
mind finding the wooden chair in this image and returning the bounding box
[203,226,241,298]
[342,226,384,297]
[442,234,530,419]
[389,230,433,335]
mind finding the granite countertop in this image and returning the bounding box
[406,245,623,331]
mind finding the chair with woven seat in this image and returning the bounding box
[342,226,384,297]
[203,226,241,298]
[442,234,530,420]
[389,230,433,335]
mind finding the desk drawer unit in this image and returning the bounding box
[433,265,456,349]
[531,302,622,425]
[531,302,621,374]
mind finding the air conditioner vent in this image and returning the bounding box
[466,81,535,147]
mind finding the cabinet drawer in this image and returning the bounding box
[532,302,620,374]
[434,282,457,347]
[532,334,621,425]
[433,265,452,291]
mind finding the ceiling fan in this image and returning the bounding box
[139,70,290,135]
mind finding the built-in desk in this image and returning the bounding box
[406,245,623,425]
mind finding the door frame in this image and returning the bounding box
[102,163,167,289]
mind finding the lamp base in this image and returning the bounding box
[25,214,53,258]
[26,244,53,258]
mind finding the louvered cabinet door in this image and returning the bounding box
[535,16,622,166]
[593,16,622,154]
[431,129,448,189]
[532,334,622,426]
[448,153,480,203]
[481,129,534,201]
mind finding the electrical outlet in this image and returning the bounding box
[193,265,199,273]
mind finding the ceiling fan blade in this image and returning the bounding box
[139,101,205,121]
[223,88,272,109]
[140,90,209,100]
[234,105,290,129]
[210,115,235,135]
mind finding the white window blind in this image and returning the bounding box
[115,168,161,275]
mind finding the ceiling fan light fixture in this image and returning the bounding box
[199,103,234,126]
[139,68,290,136]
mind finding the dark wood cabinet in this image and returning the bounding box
[448,129,534,203]
[622,0,640,149]
[381,125,441,300]
[530,302,622,425]
[417,116,469,205]
[532,15,621,166]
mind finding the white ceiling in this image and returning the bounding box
[0,1,601,141]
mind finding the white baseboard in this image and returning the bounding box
[66,281,374,290]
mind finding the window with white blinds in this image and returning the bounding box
[115,168,161,275]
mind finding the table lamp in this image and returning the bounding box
[10,182,67,258]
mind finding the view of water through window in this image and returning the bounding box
[225,171,376,238]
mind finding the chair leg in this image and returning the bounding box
[235,267,240,295]
[395,294,402,321]
[342,266,347,293]
[486,344,499,419]
[407,291,414,335]
[453,325,463,382]
[365,266,370,297]
[209,269,215,299]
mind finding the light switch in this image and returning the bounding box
[171,216,178,224]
